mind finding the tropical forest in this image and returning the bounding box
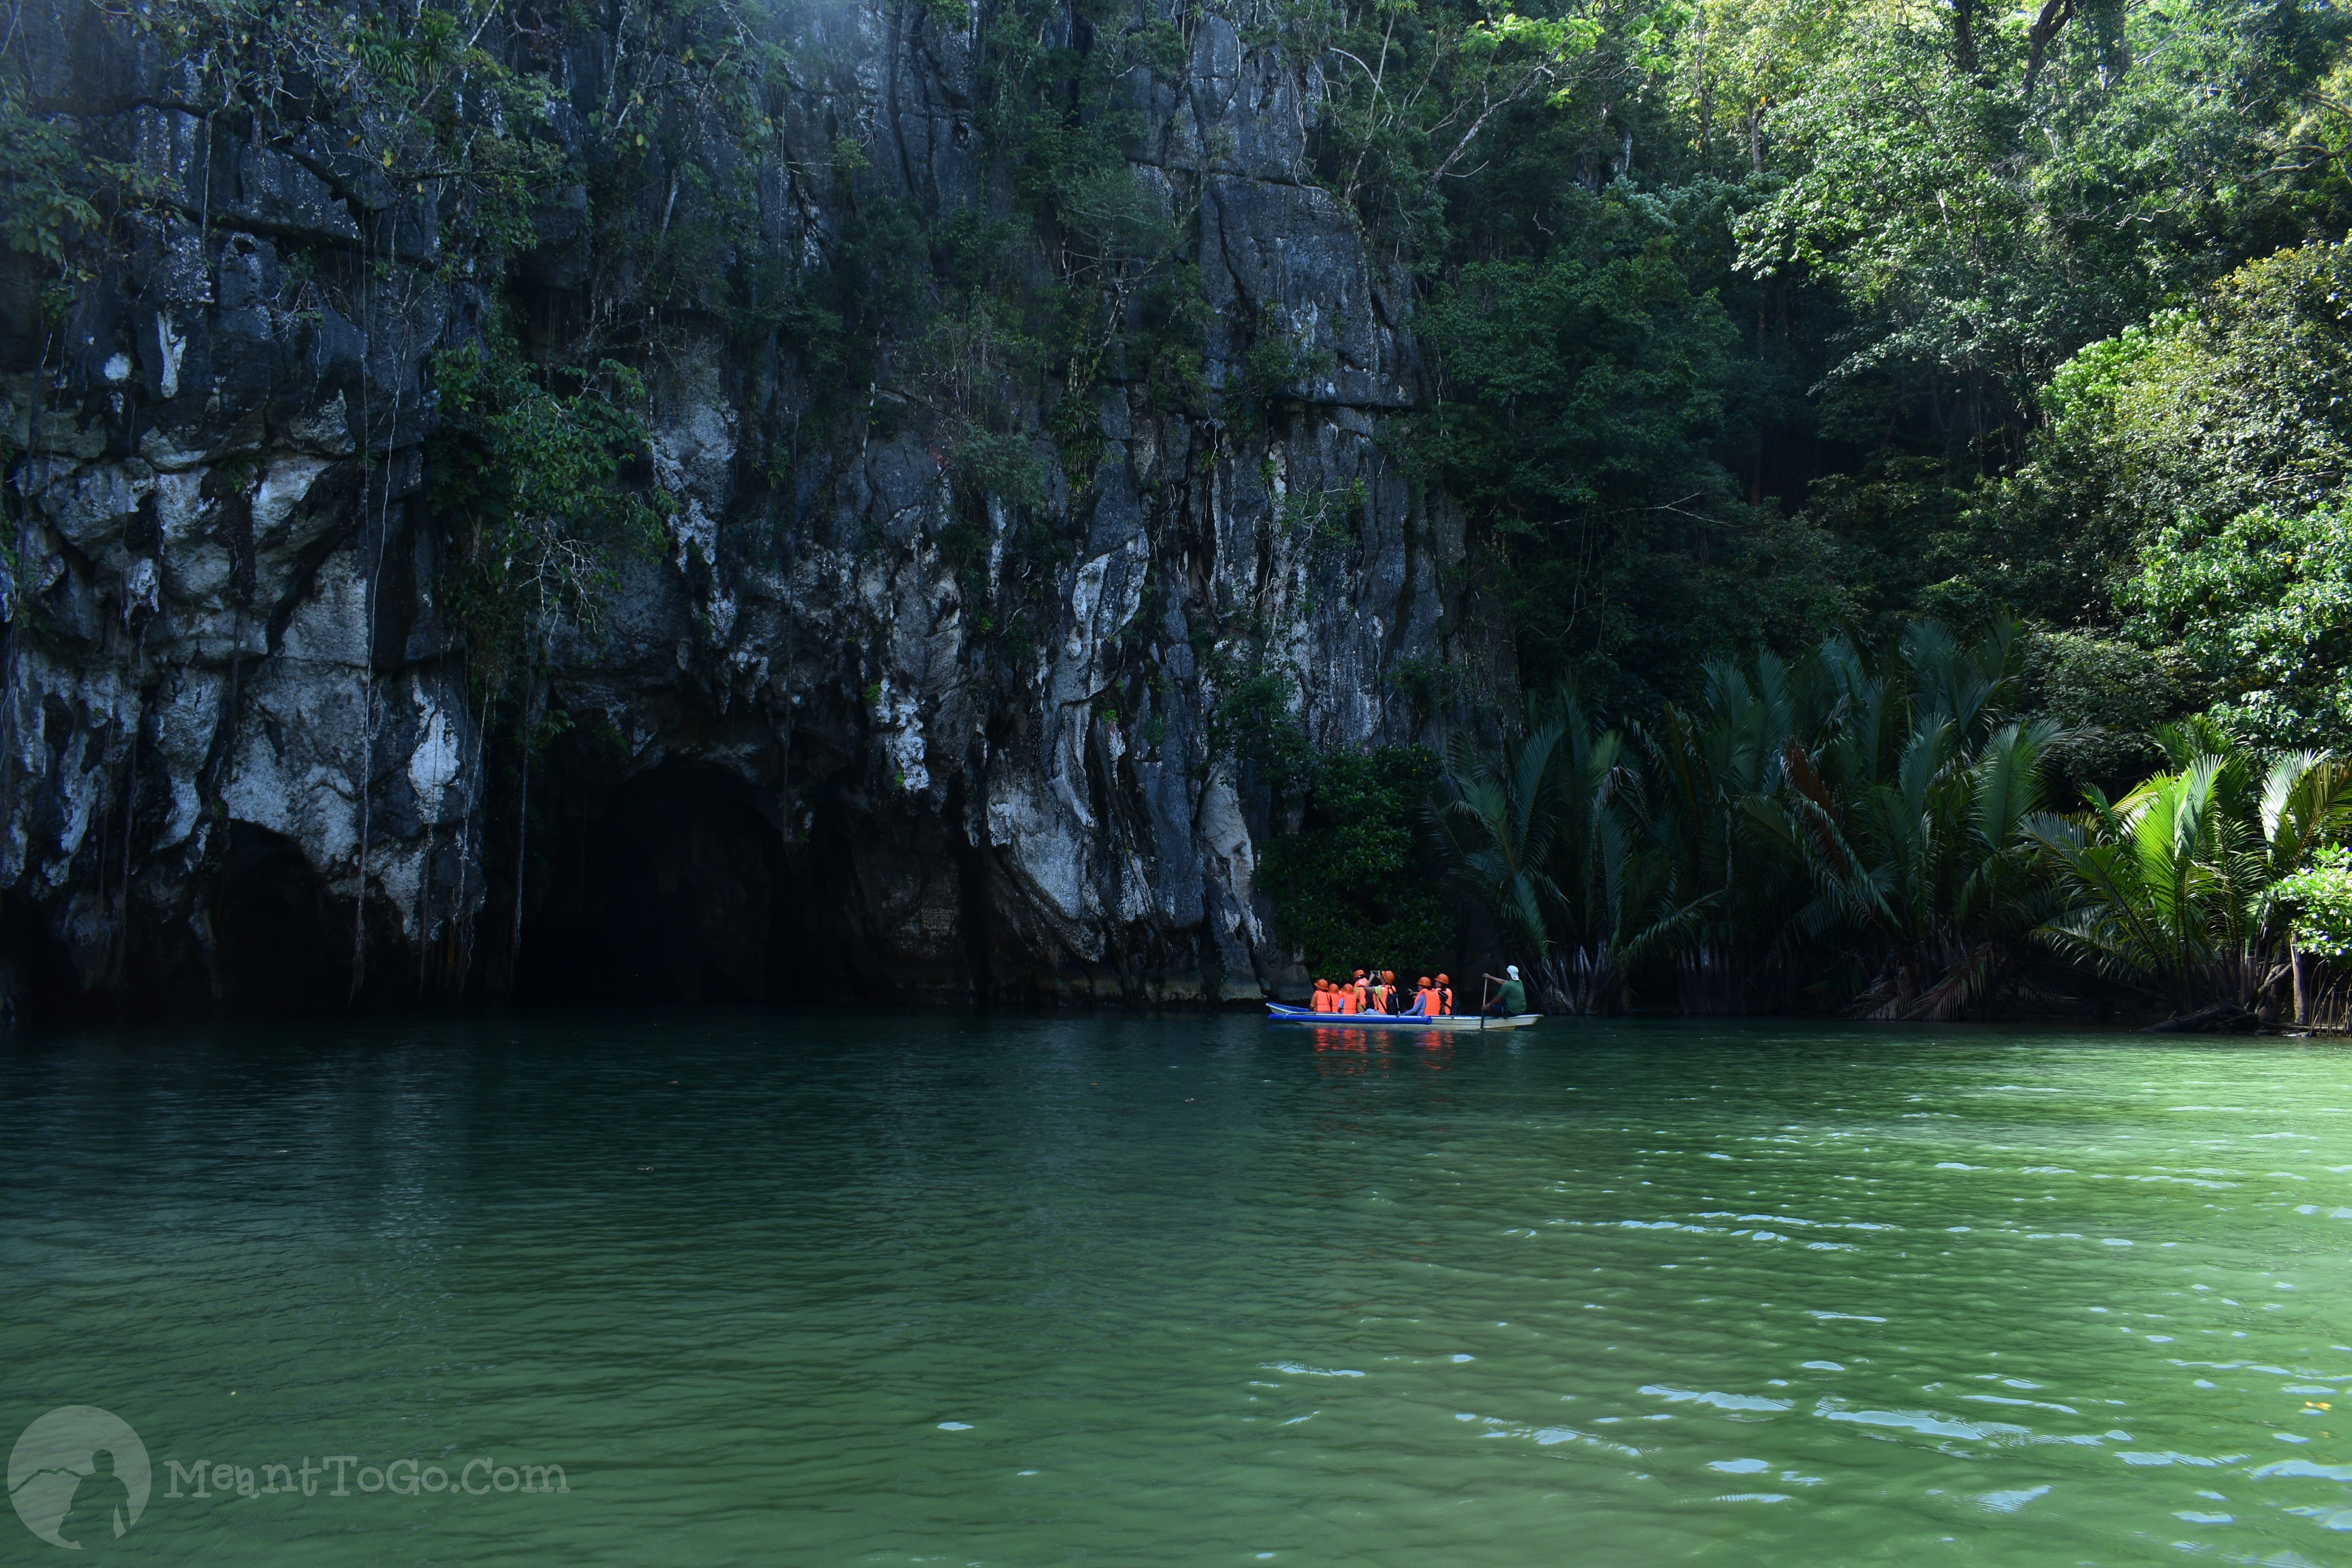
[1194,0,2352,1027]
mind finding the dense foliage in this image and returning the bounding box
[1261,749,1454,976]
[1300,0,2352,1015]
[1390,0,2352,709]
[1432,621,2352,1023]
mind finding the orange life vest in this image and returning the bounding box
[1417,987,1442,1016]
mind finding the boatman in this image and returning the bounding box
[1483,965,1527,1017]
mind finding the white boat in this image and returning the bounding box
[1264,1004,1542,1031]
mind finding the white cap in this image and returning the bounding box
[1506,965,1520,980]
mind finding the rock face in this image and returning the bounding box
[0,0,1509,1021]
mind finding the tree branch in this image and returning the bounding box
[2024,0,2078,99]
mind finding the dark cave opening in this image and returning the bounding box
[213,823,351,1016]
[4,765,1020,1026]
[2,823,354,1026]
[513,765,865,1007]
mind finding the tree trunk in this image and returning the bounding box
[2024,0,2077,98]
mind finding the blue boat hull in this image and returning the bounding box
[1262,1004,1541,1031]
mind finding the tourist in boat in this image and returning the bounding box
[1310,979,1335,1013]
[1483,965,1527,1017]
[1351,970,1372,1011]
[1377,969,1400,1013]
[1415,976,1443,1016]
[1435,973,1454,1015]
[1335,978,1360,1015]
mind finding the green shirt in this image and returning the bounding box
[1495,979,1526,1014]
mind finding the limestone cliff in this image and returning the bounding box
[0,0,1509,1019]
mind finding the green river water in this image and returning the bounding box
[6,1013,2352,1565]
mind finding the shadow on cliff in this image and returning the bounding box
[1,768,922,1024]
[1,759,1036,1025]
[2,823,388,1026]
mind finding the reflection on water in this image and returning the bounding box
[5,1012,2352,1564]
[1306,1024,1459,1071]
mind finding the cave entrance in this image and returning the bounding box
[514,766,815,1007]
[213,824,350,1015]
